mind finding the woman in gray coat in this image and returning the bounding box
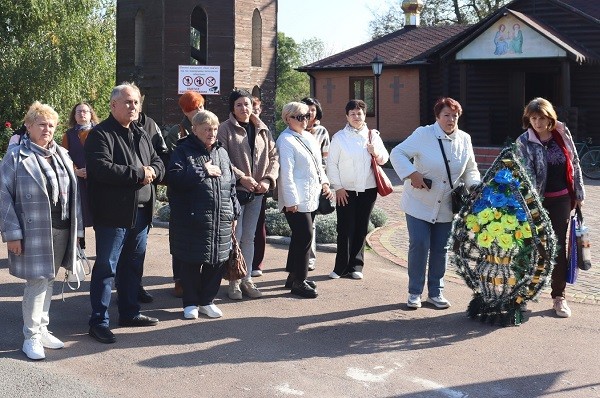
[0,101,83,360]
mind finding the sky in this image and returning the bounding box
[278,0,391,53]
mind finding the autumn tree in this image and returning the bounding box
[368,0,512,38]
[275,32,309,133]
[0,0,116,140]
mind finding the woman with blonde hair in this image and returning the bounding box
[515,97,585,318]
[0,101,83,359]
[277,101,333,298]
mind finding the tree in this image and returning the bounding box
[275,32,309,134]
[0,0,116,141]
[298,37,335,66]
[368,0,512,39]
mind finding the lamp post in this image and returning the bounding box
[371,55,384,131]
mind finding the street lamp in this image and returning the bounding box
[371,55,384,131]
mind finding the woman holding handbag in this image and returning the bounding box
[390,97,480,309]
[515,97,585,318]
[326,99,389,280]
[277,102,333,298]
[0,101,83,360]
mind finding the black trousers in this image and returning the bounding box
[284,211,315,282]
[333,188,377,276]
[178,258,226,308]
[543,195,571,298]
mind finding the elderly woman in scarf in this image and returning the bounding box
[0,101,83,360]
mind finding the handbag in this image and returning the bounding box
[236,190,255,206]
[575,206,592,270]
[438,138,467,214]
[317,193,335,215]
[368,130,393,196]
[66,245,92,290]
[567,213,579,284]
[223,233,247,281]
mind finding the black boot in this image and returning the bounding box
[291,280,318,298]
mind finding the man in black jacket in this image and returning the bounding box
[85,82,165,344]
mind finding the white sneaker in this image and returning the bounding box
[308,259,316,271]
[228,280,243,300]
[553,297,571,318]
[199,303,223,318]
[407,294,422,308]
[251,270,263,277]
[22,336,45,360]
[40,330,64,349]
[351,271,363,280]
[426,295,451,309]
[328,271,341,279]
[183,306,199,319]
[240,280,263,298]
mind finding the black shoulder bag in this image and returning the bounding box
[438,138,467,214]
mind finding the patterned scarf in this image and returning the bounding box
[26,137,71,220]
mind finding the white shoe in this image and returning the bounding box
[199,303,223,318]
[407,294,422,309]
[22,336,45,360]
[228,280,243,300]
[426,295,451,309]
[40,330,64,349]
[351,271,363,280]
[553,297,571,318]
[183,306,199,319]
[328,271,341,279]
[251,270,263,277]
[308,259,316,271]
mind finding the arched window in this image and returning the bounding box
[191,7,207,65]
[134,10,144,66]
[251,9,262,67]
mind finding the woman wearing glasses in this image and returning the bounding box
[326,99,389,280]
[61,102,99,247]
[277,102,333,298]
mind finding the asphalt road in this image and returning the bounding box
[1,226,599,398]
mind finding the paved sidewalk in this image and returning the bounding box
[367,168,600,304]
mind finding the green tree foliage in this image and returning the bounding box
[275,32,309,134]
[0,0,116,139]
[368,0,511,39]
[298,37,335,67]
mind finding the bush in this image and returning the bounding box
[156,185,168,202]
[265,208,291,236]
[266,197,278,210]
[156,204,171,222]
[315,213,337,243]
[370,207,388,228]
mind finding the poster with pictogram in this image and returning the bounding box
[178,65,220,95]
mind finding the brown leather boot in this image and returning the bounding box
[173,279,183,298]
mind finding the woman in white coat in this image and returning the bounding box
[277,102,333,298]
[390,97,480,310]
[0,102,83,360]
[326,99,389,280]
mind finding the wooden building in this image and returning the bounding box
[116,0,277,127]
[299,0,600,150]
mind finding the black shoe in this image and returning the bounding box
[285,274,316,289]
[118,314,159,327]
[138,286,154,303]
[291,280,318,298]
[89,325,116,344]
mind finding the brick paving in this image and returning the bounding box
[367,168,600,305]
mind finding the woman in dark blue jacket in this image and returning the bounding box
[168,110,240,319]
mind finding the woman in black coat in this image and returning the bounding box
[168,110,240,319]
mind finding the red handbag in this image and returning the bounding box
[369,130,393,196]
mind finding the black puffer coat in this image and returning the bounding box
[167,134,240,264]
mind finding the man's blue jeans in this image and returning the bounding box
[89,208,150,327]
[405,214,452,298]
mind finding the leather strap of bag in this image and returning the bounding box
[437,138,454,189]
[292,134,323,184]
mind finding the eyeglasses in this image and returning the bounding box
[291,114,310,122]
[76,110,90,114]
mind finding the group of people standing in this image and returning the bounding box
[0,84,583,361]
